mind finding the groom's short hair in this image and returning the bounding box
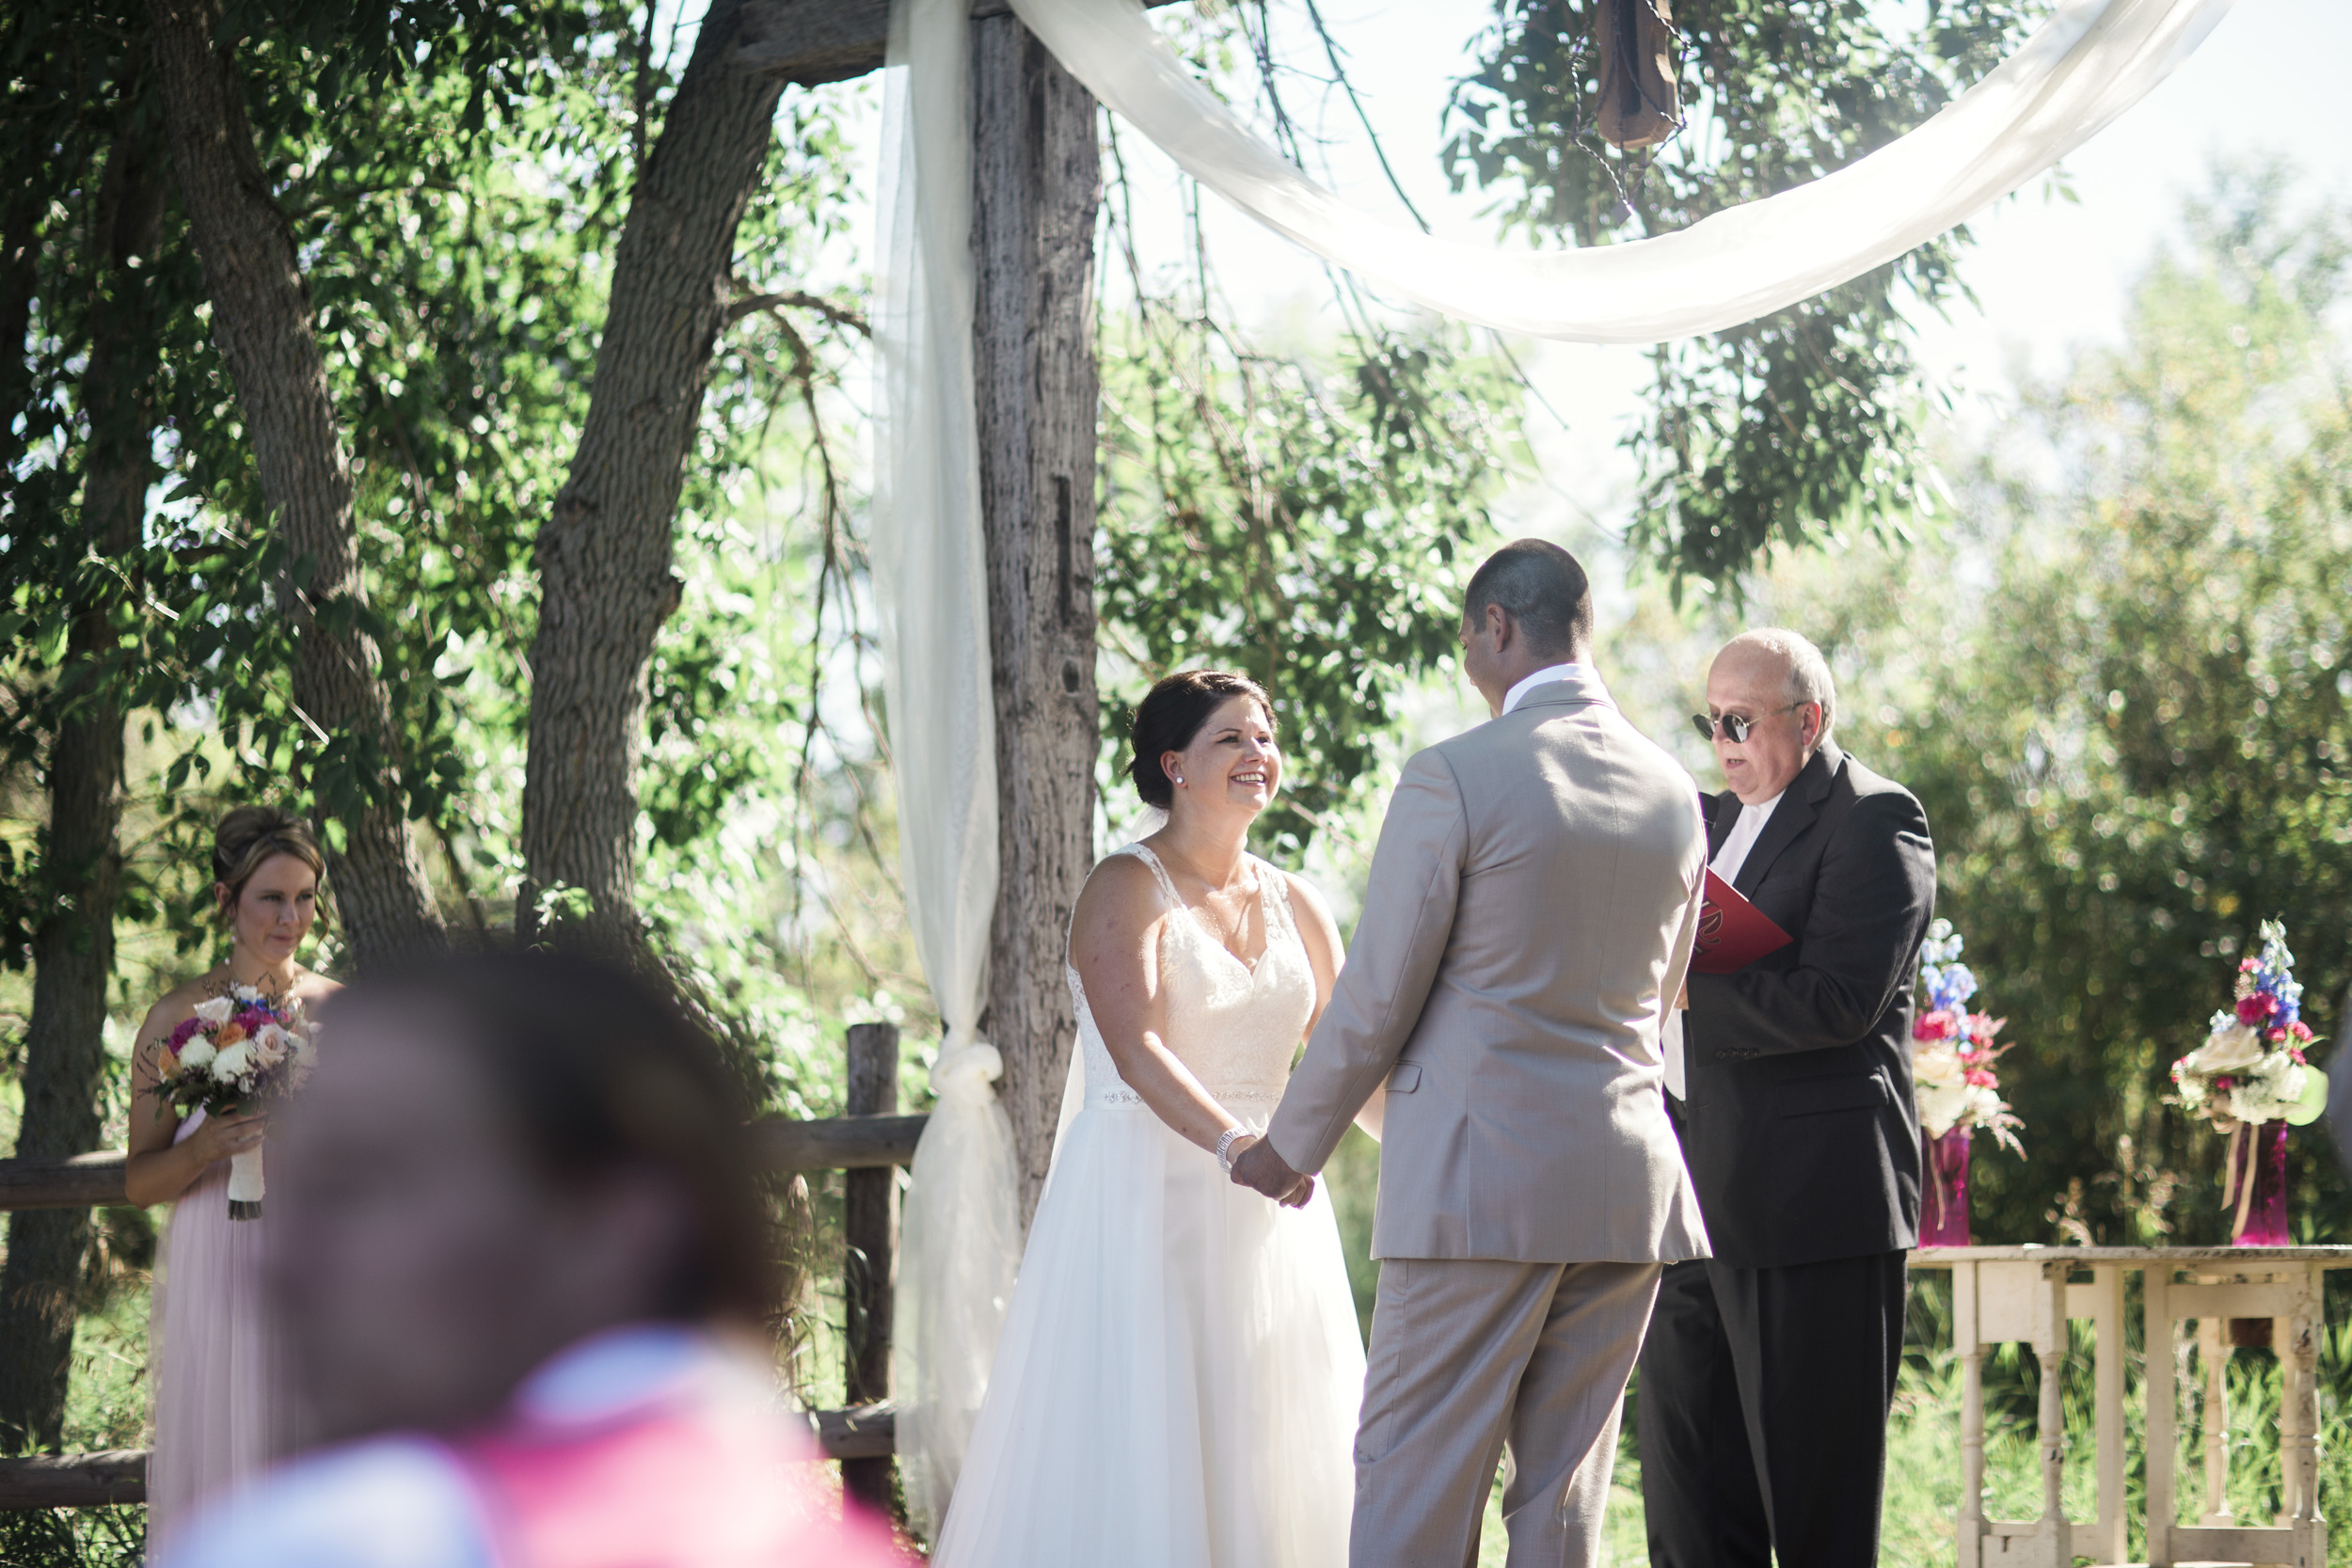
[1463,540,1594,658]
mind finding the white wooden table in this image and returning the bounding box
[1911,1245,2352,1568]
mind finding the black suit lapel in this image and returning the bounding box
[1731,744,1842,897]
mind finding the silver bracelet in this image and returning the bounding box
[1216,1126,1249,1174]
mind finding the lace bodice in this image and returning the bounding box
[1066,845,1315,1121]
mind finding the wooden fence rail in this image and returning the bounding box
[0,1040,929,1512]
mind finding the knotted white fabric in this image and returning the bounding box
[894,1037,1020,1538]
[1008,0,2233,344]
[874,0,1022,1539]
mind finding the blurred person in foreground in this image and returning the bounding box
[164,951,902,1568]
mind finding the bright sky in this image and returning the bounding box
[1106,0,2352,538]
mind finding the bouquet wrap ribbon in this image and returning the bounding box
[229,1144,265,1220]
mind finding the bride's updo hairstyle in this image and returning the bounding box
[213,803,328,929]
[1127,670,1274,809]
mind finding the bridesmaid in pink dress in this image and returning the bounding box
[125,805,340,1554]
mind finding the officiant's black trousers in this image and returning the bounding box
[1636,1251,1907,1568]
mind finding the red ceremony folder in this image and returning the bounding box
[1690,868,1793,974]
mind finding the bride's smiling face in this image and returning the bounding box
[1164,696,1281,817]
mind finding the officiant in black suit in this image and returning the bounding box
[1638,628,1937,1568]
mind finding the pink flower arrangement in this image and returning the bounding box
[2171,922,2324,1132]
[1912,921,2025,1155]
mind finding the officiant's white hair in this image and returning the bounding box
[1724,628,1837,745]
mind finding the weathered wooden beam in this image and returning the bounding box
[0,1449,145,1510]
[0,1152,125,1212]
[0,1116,930,1212]
[0,1412,900,1510]
[747,1112,928,1173]
[813,1402,898,1463]
[731,0,1183,87]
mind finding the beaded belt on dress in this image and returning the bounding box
[1088,1083,1285,1117]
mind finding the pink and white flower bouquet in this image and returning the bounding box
[2171,921,2327,1240]
[2171,920,2327,1132]
[1912,921,2025,1153]
[151,985,318,1218]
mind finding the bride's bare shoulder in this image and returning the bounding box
[1074,850,1166,930]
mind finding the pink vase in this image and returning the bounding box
[1920,1126,1973,1246]
[2229,1120,2291,1247]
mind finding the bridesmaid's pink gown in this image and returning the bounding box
[145,1109,298,1555]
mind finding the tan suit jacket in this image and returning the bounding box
[1267,669,1711,1263]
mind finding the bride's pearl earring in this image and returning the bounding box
[1173,773,1184,786]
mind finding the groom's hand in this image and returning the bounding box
[1232,1136,1313,1208]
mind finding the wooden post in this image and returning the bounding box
[969,13,1103,1227]
[1955,1260,1986,1568]
[2285,1266,2324,1550]
[2090,1264,2127,1565]
[842,1022,900,1514]
[2146,1265,2177,1566]
[2199,1310,2233,1526]
[2034,1262,2069,1560]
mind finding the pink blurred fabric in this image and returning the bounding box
[146,1108,299,1556]
[451,1336,909,1568]
[159,1325,909,1568]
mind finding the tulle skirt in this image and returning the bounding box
[146,1115,299,1555]
[930,1102,1365,1568]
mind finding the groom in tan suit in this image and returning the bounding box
[1234,539,1710,1568]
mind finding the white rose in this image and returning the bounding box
[1917,1079,1973,1138]
[2188,1022,2266,1074]
[177,1037,218,1073]
[192,996,234,1026]
[251,1023,290,1069]
[1913,1046,1965,1088]
[210,1039,254,1083]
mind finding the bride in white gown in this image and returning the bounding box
[931,670,1373,1568]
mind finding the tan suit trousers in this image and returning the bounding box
[1350,1258,1661,1568]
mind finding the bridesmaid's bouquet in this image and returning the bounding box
[151,986,317,1219]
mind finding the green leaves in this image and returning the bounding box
[1791,166,2352,1245]
[1099,314,1517,862]
[1446,0,2037,589]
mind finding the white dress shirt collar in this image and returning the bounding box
[1709,790,1785,884]
[1501,662,1605,717]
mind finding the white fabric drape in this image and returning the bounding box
[874,0,1021,1541]
[1009,0,2233,344]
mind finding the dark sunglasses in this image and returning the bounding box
[1692,703,1804,744]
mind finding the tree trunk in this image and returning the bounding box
[0,170,42,501]
[146,0,442,968]
[0,112,164,1452]
[969,18,1101,1226]
[519,0,787,944]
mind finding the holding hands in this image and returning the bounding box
[1229,1133,1313,1208]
